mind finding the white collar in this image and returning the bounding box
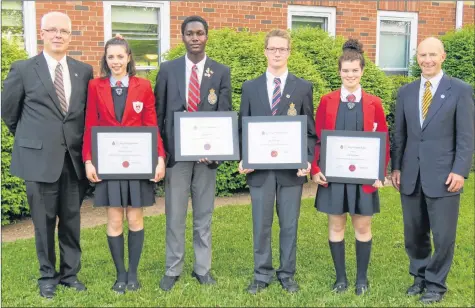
[421,70,444,88]
[340,85,362,102]
[110,75,130,87]
[43,51,67,69]
[266,69,289,83]
[185,54,207,70]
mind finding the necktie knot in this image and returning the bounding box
[116,80,123,87]
[425,81,431,88]
[346,94,356,103]
[274,77,281,86]
[192,64,198,71]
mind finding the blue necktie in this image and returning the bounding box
[271,77,281,116]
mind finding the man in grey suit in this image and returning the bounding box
[238,29,317,294]
[155,15,232,291]
[391,37,474,304]
[1,12,93,298]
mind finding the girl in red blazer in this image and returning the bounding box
[311,39,390,295]
[82,37,166,294]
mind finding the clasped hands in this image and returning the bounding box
[85,157,166,183]
[238,161,311,177]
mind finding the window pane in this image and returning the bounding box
[379,20,410,69]
[111,6,160,67]
[1,0,24,43]
[292,16,327,31]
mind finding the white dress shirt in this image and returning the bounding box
[185,54,207,103]
[340,85,362,102]
[419,70,444,126]
[266,70,288,108]
[43,51,71,108]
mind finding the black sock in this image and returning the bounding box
[107,233,127,282]
[127,229,144,283]
[356,239,372,284]
[329,240,347,283]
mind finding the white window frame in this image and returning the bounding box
[376,11,418,73]
[103,1,170,70]
[2,1,37,57]
[287,5,336,37]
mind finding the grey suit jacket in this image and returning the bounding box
[239,73,317,187]
[154,55,232,168]
[1,52,93,183]
[391,74,474,197]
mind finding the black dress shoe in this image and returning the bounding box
[112,281,127,294]
[39,284,56,299]
[247,280,269,294]
[406,282,426,296]
[278,277,299,293]
[60,280,87,291]
[159,275,179,291]
[191,271,216,285]
[126,280,141,291]
[332,280,348,293]
[355,282,369,296]
[420,291,444,304]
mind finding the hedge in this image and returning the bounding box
[1,38,29,225]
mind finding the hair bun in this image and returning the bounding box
[342,39,364,54]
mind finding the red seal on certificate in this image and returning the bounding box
[122,161,130,168]
[349,164,356,172]
[271,150,278,157]
[204,143,211,151]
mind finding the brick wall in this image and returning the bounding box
[32,1,471,76]
[463,4,474,26]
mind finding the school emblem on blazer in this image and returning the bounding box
[287,103,297,116]
[204,67,214,78]
[133,101,143,113]
[208,88,218,105]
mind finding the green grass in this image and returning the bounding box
[2,177,474,307]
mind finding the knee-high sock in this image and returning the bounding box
[107,233,127,282]
[127,229,144,282]
[356,239,372,284]
[329,240,347,282]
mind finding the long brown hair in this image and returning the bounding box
[100,37,137,77]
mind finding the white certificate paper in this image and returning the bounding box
[97,132,153,174]
[248,121,302,164]
[180,117,234,156]
[325,136,380,179]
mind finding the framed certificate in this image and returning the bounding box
[174,111,240,161]
[92,126,158,180]
[242,116,308,170]
[320,130,386,184]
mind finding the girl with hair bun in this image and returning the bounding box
[310,38,390,295]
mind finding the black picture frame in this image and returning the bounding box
[242,115,308,170]
[320,130,386,184]
[92,126,158,180]
[174,111,240,161]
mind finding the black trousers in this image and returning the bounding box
[400,177,460,293]
[25,154,88,286]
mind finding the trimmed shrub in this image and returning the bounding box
[410,25,475,88]
[1,38,29,225]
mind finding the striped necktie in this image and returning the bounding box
[54,63,68,114]
[422,80,432,119]
[188,65,200,112]
[271,77,281,116]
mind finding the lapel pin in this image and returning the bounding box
[441,94,445,99]
[74,73,78,77]
[286,94,290,98]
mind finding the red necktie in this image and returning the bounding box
[116,81,122,87]
[346,94,356,103]
[188,65,200,112]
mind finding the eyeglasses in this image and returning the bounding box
[42,28,71,37]
[266,47,290,54]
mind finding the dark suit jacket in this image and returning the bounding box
[1,52,93,183]
[239,72,317,187]
[391,74,475,197]
[82,76,166,162]
[154,56,232,168]
[310,89,390,194]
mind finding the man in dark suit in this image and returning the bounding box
[1,12,93,299]
[238,29,316,294]
[391,37,474,304]
[154,15,232,291]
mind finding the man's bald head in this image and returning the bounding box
[417,36,446,79]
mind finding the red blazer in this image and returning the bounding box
[310,89,390,194]
[82,76,166,162]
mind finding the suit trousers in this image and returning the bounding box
[400,177,460,293]
[164,161,217,276]
[249,171,303,283]
[25,153,88,286]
